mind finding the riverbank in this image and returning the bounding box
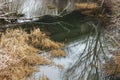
[0,28,65,80]
[0,0,120,80]
[0,2,102,79]
[104,0,120,79]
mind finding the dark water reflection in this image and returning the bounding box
[14,11,102,42]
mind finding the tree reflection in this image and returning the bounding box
[63,23,109,80]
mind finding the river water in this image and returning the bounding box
[0,0,113,80]
[26,24,112,80]
[23,14,111,80]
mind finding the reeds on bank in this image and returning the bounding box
[0,28,65,80]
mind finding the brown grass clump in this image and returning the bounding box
[104,50,120,76]
[104,61,120,76]
[0,29,49,64]
[29,28,47,48]
[0,53,19,70]
[29,28,64,49]
[0,29,48,80]
[40,38,64,49]
[75,2,100,15]
[29,28,65,57]
[75,3,99,10]
[0,28,65,80]
[50,49,66,57]
[0,61,36,80]
[39,75,49,80]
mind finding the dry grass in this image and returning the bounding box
[39,75,49,80]
[75,3,99,10]
[40,38,64,49]
[103,0,120,77]
[104,61,120,75]
[0,28,65,80]
[29,28,47,48]
[75,2,100,16]
[50,49,66,57]
[29,28,64,49]
[105,50,120,75]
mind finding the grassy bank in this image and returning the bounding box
[0,28,65,80]
[0,0,120,80]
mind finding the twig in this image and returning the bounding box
[0,12,15,17]
[106,34,120,47]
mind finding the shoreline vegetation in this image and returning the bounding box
[104,0,120,79]
[0,0,120,80]
[0,28,65,80]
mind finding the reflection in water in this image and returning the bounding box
[26,20,111,80]
[13,12,109,80]
[63,26,110,80]
[27,24,111,80]
[0,3,110,79]
[0,0,113,80]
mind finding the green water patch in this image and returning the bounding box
[0,10,103,43]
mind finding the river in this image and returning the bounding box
[22,13,112,80]
[0,0,113,80]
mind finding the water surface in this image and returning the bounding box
[24,12,110,80]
